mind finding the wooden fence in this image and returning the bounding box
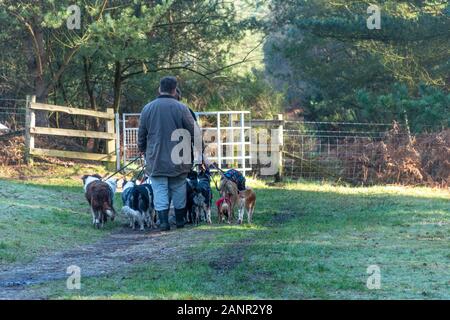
[25,95,116,165]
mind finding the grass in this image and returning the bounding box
[69,183,449,300]
[0,164,120,264]
[1,164,449,299]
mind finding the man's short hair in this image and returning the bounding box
[160,76,178,94]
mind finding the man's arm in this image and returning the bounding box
[181,106,196,137]
[138,107,149,153]
[181,106,203,164]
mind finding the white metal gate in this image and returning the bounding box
[121,111,252,175]
[122,113,141,166]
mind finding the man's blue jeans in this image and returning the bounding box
[150,174,187,211]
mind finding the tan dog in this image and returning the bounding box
[238,188,256,224]
[219,178,239,222]
[216,197,232,224]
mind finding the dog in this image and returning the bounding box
[121,180,155,230]
[192,193,206,225]
[186,170,198,224]
[216,196,232,224]
[197,169,212,224]
[219,178,239,223]
[238,188,256,224]
[121,180,144,230]
[82,174,117,229]
[186,168,212,225]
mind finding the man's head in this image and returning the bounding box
[159,76,178,96]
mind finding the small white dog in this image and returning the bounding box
[121,206,146,231]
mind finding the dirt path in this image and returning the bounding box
[0,226,219,300]
[0,210,294,300]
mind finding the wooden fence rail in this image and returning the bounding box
[25,95,116,166]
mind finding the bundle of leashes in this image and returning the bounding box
[102,156,146,182]
[208,162,225,192]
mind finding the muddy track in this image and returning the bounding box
[0,210,297,300]
[0,226,219,300]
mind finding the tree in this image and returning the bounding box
[264,0,450,126]
[0,0,256,116]
[0,0,108,102]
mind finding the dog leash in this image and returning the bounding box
[208,162,226,192]
[133,165,147,184]
[209,163,245,193]
[209,162,226,176]
[102,156,143,182]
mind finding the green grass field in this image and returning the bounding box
[0,165,449,299]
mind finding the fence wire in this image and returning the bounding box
[0,99,27,131]
[282,121,405,183]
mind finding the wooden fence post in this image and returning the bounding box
[105,108,116,170]
[275,113,284,182]
[240,112,246,177]
[115,113,121,171]
[24,95,36,165]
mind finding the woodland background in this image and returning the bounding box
[0,1,449,185]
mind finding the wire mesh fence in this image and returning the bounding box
[1,100,447,187]
[282,121,408,183]
[0,98,27,132]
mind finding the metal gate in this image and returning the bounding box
[121,111,252,175]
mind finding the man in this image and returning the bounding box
[138,76,198,231]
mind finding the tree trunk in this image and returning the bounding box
[24,16,49,127]
[83,57,101,152]
[112,61,123,114]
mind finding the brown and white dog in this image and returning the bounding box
[219,178,239,223]
[238,188,256,224]
[216,196,232,224]
[82,174,117,229]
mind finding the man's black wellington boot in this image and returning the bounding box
[157,210,170,231]
[175,208,187,228]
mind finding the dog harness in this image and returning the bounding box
[223,169,246,191]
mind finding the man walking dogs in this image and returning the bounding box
[138,76,197,231]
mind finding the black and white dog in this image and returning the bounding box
[121,180,155,231]
[197,169,213,224]
[82,174,117,229]
[186,169,212,225]
[186,170,198,224]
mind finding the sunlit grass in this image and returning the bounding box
[1,163,449,299]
